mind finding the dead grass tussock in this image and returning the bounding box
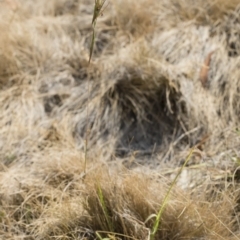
[1,0,240,239]
[21,164,239,239]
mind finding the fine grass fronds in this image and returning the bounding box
[80,164,239,240]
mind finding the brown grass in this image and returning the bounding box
[1,0,240,239]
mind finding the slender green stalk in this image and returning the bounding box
[150,148,194,240]
[97,184,114,232]
[89,22,96,64]
[84,1,107,176]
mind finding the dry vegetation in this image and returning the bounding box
[1,0,240,239]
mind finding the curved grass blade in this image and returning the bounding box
[150,148,194,240]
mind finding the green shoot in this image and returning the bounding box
[97,184,114,233]
[150,148,194,240]
[84,1,108,179]
[84,1,108,177]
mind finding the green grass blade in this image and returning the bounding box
[150,148,194,240]
[89,22,96,64]
[97,184,114,232]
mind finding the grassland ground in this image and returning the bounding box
[1,0,240,239]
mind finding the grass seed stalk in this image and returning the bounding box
[84,0,108,176]
[89,0,107,64]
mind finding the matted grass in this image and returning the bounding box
[1,0,240,239]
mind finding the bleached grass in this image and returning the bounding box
[1,0,240,239]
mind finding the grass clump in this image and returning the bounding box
[78,164,239,240]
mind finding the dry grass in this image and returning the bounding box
[1,0,240,239]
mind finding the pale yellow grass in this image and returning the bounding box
[0,0,240,239]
